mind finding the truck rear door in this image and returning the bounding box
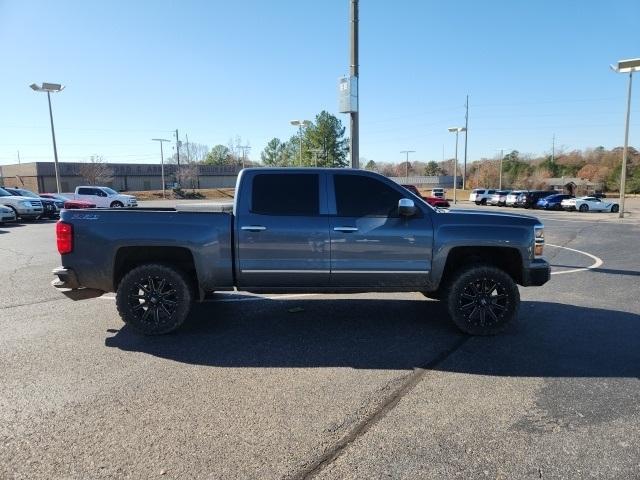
[328,172,433,288]
[236,171,330,288]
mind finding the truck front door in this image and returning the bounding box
[236,172,330,288]
[328,173,433,288]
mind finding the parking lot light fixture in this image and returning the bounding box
[30,82,65,193]
[448,127,466,204]
[290,120,312,166]
[610,58,640,218]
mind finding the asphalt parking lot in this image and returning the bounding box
[1,201,639,479]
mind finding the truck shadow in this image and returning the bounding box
[104,299,640,378]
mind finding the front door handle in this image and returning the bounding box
[333,226,358,233]
[241,225,267,232]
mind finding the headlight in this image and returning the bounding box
[534,225,544,258]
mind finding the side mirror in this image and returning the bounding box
[398,198,416,217]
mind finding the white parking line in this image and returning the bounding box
[547,243,604,275]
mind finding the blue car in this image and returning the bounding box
[536,193,574,210]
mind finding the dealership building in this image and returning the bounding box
[0,162,241,193]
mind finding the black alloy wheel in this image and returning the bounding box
[110,201,124,208]
[446,264,519,335]
[116,263,192,335]
[579,204,589,212]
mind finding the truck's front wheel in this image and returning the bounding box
[446,264,519,335]
[116,263,193,335]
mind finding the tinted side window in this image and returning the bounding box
[251,174,319,216]
[334,175,404,217]
[77,188,92,195]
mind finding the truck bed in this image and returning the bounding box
[58,208,234,293]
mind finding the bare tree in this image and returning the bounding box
[78,155,114,185]
[176,162,199,190]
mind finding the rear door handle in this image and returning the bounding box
[333,226,358,233]
[241,225,267,232]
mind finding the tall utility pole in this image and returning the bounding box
[350,0,359,169]
[400,150,415,182]
[175,129,181,168]
[238,145,251,168]
[152,138,171,199]
[463,95,469,190]
[498,148,504,190]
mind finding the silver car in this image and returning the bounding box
[489,190,510,206]
[0,204,17,224]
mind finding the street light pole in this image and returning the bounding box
[400,150,415,183]
[30,82,64,193]
[290,120,311,166]
[610,58,640,218]
[496,148,506,190]
[448,127,467,204]
[152,138,170,198]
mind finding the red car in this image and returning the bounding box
[401,184,450,208]
[40,193,96,209]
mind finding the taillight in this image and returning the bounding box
[56,221,73,254]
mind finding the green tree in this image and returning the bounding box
[204,144,231,165]
[364,159,377,171]
[260,138,288,166]
[302,111,349,167]
[424,161,442,176]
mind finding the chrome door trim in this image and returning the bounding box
[241,269,330,274]
[331,270,429,274]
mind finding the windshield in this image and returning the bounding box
[0,188,13,197]
[102,187,118,195]
[17,189,40,198]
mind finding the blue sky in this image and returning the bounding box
[0,0,638,166]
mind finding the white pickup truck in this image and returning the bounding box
[67,186,138,208]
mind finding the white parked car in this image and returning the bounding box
[431,188,445,199]
[68,186,138,208]
[561,196,620,213]
[506,190,526,207]
[0,204,17,224]
[469,188,496,205]
[489,190,510,206]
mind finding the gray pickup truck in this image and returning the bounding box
[52,168,549,336]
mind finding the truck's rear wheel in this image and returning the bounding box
[446,264,519,335]
[116,263,193,335]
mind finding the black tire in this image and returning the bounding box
[6,205,18,220]
[445,264,520,335]
[110,201,124,208]
[475,201,481,205]
[481,198,487,205]
[611,204,619,213]
[579,204,589,212]
[116,263,193,335]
